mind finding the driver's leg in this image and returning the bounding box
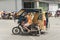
[23,23,30,32]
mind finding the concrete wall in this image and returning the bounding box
[0,0,59,14]
[0,0,22,12]
[17,0,22,11]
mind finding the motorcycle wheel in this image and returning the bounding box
[12,27,20,35]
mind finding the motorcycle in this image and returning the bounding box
[12,23,40,36]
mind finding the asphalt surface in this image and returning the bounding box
[0,17,60,40]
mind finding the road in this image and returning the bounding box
[0,17,60,40]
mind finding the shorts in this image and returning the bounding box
[24,23,30,27]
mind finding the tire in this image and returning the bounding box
[12,27,20,35]
[32,31,40,36]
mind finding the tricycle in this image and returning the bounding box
[12,9,48,35]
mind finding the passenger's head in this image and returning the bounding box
[28,12,31,15]
[34,11,38,15]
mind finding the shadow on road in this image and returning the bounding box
[11,32,48,37]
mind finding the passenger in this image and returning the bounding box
[26,12,32,24]
[30,12,34,20]
[22,12,32,32]
[32,12,39,24]
[32,12,41,29]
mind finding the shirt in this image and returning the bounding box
[26,15,32,24]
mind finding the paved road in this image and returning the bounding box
[0,17,60,40]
